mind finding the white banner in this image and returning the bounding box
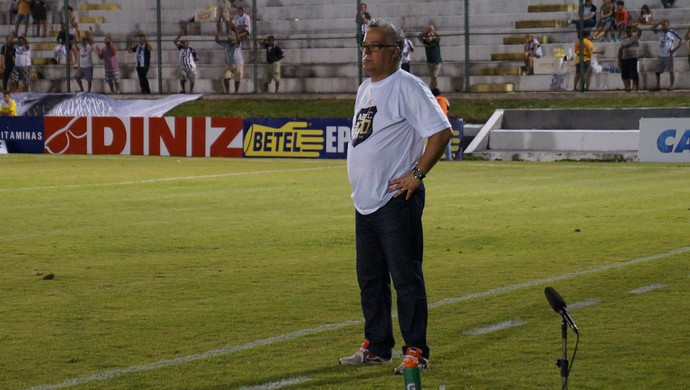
[639,118,690,162]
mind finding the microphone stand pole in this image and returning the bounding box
[557,318,569,390]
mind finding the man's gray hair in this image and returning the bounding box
[367,18,405,61]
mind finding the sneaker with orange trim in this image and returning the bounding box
[339,340,391,366]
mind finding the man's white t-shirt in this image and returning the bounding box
[78,44,93,68]
[657,30,681,57]
[347,69,451,215]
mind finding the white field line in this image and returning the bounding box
[26,245,690,390]
[628,284,668,294]
[464,320,526,335]
[237,376,311,390]
[465,299,602,336]
[0,166,340,193]
[568,299,602,310]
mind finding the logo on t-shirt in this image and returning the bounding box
[352,106,377,147]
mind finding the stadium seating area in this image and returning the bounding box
[1,0,689,94]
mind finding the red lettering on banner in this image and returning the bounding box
[130,117,144,155]
[210,117,243,158]
[92,117,127,154]
[192,117,206,157]
[43,116,244,158]
[149,117,186,156]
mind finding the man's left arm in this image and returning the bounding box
[389,127,453,200]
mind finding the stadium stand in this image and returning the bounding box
[0,0,688,94]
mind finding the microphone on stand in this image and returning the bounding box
[544,286,579,334]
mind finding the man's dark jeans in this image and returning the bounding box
[355,187,429,359]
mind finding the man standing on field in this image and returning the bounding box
[339,18,452,376]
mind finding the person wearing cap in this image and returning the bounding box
[260,35,283,93]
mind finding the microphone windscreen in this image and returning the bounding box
[544,286,567,313]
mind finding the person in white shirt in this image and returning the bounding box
[523,34,543,75]
[339,18,452,376]
[230,6,251,41]
[74,30,94,93]
[650,19,682,91]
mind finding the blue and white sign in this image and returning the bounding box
[639,118,690,162]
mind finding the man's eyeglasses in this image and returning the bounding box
[359,43,397,52]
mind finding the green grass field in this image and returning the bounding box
[1,155,689,389]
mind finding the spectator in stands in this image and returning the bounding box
[573,30,605,91]
[432,87,452,160]
[660,0,675,8]
[0,91,17,116]
[618,26,641,92]
[129,34,152,94]
[230,6,251,41]
[1,34,15,91]
[357,2,371,44]
[216,0,233,34]
[612,1,629,42]
[54,23,76,65]
[215,27,243,93]
[523,34,543,75]
[592,0,614,41]
[9,34,31,92]
[31,0,47,38]
[568,0,597,30]
[74,28,94,93]
[260,35,284,93]
[14,0,32,38]
[96,34,120,94]
[401,37,414,73]
[685,27,690,70]
[65,6,79,42]
[419,24,442,89]
[174,34,198,94]
[8,1,19,27]
[650,19,682,91]
[634,4,653,26]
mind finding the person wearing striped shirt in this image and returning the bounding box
[174,34,198,94]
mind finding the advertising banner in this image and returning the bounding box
[639,118,690,162]
[0,117,45,153]
[243,117,464,160]
[43,116,244,157]
[2,116,465,161]
[243,118,352,159]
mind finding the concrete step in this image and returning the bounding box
[479,67,523,76]
[528,4,577,13]
[503,34,551,45]
[470,83,514,93]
